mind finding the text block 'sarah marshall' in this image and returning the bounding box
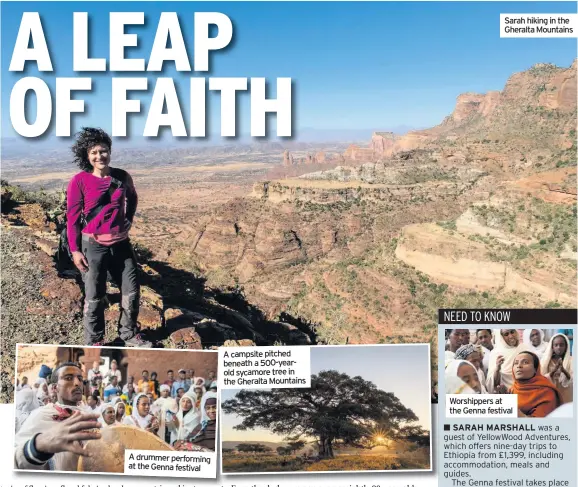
[438,309,577,487]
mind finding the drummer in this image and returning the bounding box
[14,362,101,471]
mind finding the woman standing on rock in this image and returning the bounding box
[66,127,151,347]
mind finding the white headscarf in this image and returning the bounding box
[187,384,206,401]
[540,333,573,382]
[99,404,116,427]
[111,396,126,423]
[486,329,531,393]
[124,392,152,429]
[444,350,456,369]
[200,391,218,423]
[523,329,548,359]
[36,382,49,403]
[155,396,178,442]
[208,381,217,391]
[184,389,197,401]
[15,389,43,433]
[445,360,479,394]
[174,395,201,442]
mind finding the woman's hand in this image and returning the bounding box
[560,364,571,380]
[496,355,505,370]
[493,355,504,386]
[551,359,563,379]
[147,417,159,433]
[495,384,508,394]
[72,251,89,272]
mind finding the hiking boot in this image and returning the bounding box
[123,334,153,348]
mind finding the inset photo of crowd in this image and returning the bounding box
[13,344,217,474]
[444,328,574,418]
[220,344,431,475]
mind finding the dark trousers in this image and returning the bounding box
[81,236,140,344]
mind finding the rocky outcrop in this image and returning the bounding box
[371,132,399,158]
[478,91,501,117]
[395,221,576,304]
[339,60,577,160]
[343,145,374,161]
[450,93,486,122]
[538,60,577,111]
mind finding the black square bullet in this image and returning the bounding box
[444,424,450,431]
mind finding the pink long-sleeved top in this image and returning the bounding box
[66,169,137,253]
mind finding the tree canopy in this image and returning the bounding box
[222,370,425,458]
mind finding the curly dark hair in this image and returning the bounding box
[71,127,112,171]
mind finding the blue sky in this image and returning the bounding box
[1,1,576,141]
[220,344,430,443]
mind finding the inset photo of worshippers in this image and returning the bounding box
[13,344,218,474]
[221,344,431,475]
[443,328,574,418]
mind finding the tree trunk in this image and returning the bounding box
[317,436,335,459]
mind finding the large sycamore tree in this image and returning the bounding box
[222,370,426,458]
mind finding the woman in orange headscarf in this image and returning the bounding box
[511,351,560,418]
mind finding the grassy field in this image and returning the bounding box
[222,448,430,473]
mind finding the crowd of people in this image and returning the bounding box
[14,361,218,471]
[444,328,574,418]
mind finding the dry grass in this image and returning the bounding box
[221,448,430,473]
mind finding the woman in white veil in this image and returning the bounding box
[153,385,178,444]
[35,382,50,405]
[99,404,117,428]
[123,392,159,435]
[486,329,531,393]
[171,394,201,446]
[523,329,548,359]
[15,388,43,433]
[445,360,482,394]
[540,333,573,404]
[112,396,126,424]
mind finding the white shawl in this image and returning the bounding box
[522,329,548,359]
[14,402,85,471]
[540,333,573,388]
[99,404,116,427]
[15,389,42,433]
[153,396,178,442]
[123,393,152,429]
[445,360,479,394]
[111,396,125,423]
[200,391,218,423]
[172,395,201,444]
[186,384,206,402]
[486,329,531,393]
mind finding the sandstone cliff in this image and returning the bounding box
[351,61,577,160]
